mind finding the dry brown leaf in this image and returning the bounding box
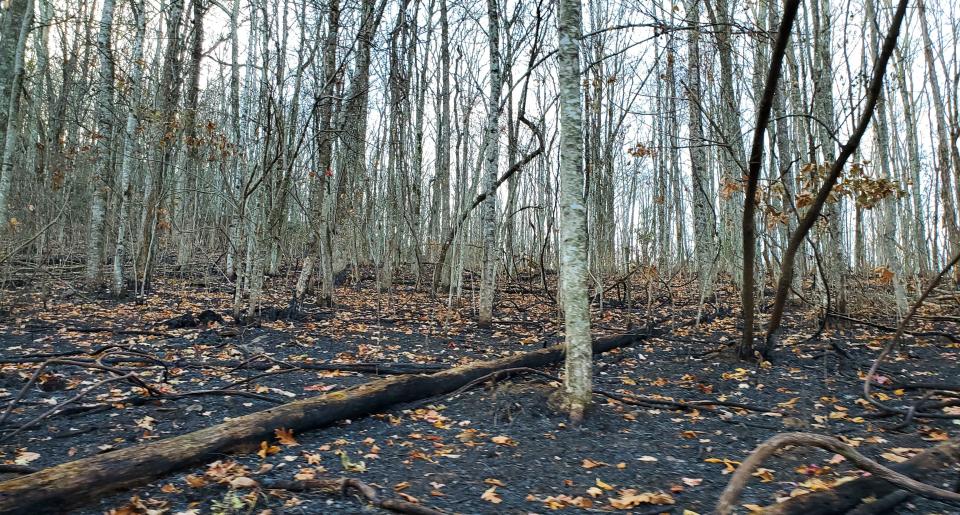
[229,476,257,489]
[258,441,281,459]
[608,489,674,509]
[481,486,502,504]
[275,428,299,446]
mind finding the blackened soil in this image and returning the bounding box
[0,278,958,514]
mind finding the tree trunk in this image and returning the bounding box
[429,0,451,266]
[112,0,147,295]
[557,0,591,423]
[477,0,502,326]
[762,0,909,356]
[0,0,30,153]
[739,0,801,359]
[919,0,960,271]
[867,0,908,315]
[686,0,717,315]
[0,0,33,224]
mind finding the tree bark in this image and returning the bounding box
[739,437,960,515]
[919,0,960,273]
[686,0,717,316]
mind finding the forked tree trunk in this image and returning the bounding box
[762,0,909,356]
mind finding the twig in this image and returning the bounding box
[0,464,38,475]
[862,250,960,420]
[829,312,960,343]
[0,357,159,427]
[1,373,136,442]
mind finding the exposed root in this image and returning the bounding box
[261,477,446,515]
[716,432,960,515]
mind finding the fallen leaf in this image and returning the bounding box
[184,475,207,488]
[275,428,299,446]
[704,457,740,474]
[481,486,502,504]
[335,450,366,472]
[160,483,181,493]
[294,468,316,480]
[752,468,775,482]
[777,397,800,409]
[608,489,674,509]
[257,441,281,459]
[880,452,908,463]
[229,476,257,488]
[397,492,419,503]
[14,451,40,465]
[135,416,156,431]
[595,478,614,491]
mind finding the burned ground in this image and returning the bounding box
[1,274,958,514]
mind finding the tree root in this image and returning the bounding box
[261,477,445,515]
[440,366,782,422]
[716,432,960,515]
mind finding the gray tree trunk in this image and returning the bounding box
[0,0,33,224]
[477,0,502,326]
[558,0,592,423]
[112,0,146,295]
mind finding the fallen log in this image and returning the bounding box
[0,332,646,514]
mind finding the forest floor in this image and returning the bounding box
[1,270,959,514]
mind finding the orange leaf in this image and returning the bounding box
[275,428,299,446]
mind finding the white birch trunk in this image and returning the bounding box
[112,0,146,295]
[0,0,33,224]
[477,0,502,326]
[558,0,591,423]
